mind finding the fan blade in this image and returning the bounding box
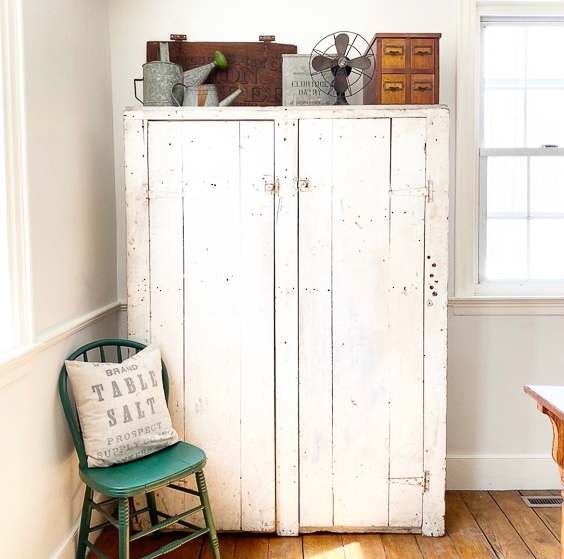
[312,55,334,72]
[335,33,349,56]
[348,56,372,70]
[333,68,349,94]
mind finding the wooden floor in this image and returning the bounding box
[95,490,563,558]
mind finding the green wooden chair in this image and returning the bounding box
[58,339,221,559]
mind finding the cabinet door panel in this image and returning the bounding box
[389,117,427,527]
[298,118,392,529]
[182,120,276,531]
[298,119,334,529]
[332,118,392,528]
[145,121,186,525]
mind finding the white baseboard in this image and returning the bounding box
[447,455,562,490]
[51,492,110,559]
[51,519,80,559]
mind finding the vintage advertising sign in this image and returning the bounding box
[282,54,333,106]
[147,41,297,106]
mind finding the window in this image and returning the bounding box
[0,54,11,346]
[479,17,564,285]
[0,0,31,356]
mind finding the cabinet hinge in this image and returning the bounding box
[390,180,433,202]
[265,177,280,195]
[388,471,430,492]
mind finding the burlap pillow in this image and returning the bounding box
[65,344,179,468]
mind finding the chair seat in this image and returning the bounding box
[79,442,207,497]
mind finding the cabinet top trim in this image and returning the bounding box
[124,105,449,121]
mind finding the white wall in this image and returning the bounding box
[25,0,117,337]
[0,0,119,557]
[106,0,563,491]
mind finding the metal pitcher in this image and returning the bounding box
[134,61,184,106]
[172,84,242,107]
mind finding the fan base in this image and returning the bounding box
[334,93,349,105]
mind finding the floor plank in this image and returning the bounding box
[94,529,203,559]
[342,534,386,558]
[381,534,423,558]
[445,492,496,559]
[234,535,269,559]
[535,508,562,543]
[518,490,562,543]
[201,534,237,559]
[268,536,302,559]
[490,490,559,559]
[415,533,460,558]
[461,491,535,558]
[303,534,345,559]
[519,490,555,496]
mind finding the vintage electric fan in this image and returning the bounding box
[310,31,375,105]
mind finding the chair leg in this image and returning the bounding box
[118,497,130,559]
[196,470,220,559]
[76,486,93,559]
[146,491,161,538]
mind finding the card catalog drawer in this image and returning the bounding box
[382,39,406,69]
[382,74,406,104]
[411,39,435,70]
[411,74,435,104]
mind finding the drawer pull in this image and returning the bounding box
[384,82,404,92]
[384,45,404,56]
[413,46,433,56]
[413,81,433,91]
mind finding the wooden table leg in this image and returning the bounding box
[539,404,564,559]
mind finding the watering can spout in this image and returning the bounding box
[183,51,228,86]
[219,89,242,107]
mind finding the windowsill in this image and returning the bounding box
[449,296,564,316]
[0,342,43,388]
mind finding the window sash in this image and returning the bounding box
[479,150,564,283]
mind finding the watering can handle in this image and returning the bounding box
[134,79,143,105]
[172,83,187,107]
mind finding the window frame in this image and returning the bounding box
[0,0,32,356]
[478,16,564,290]
[454,0,564,302]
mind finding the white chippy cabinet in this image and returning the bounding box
[125,106,449,537]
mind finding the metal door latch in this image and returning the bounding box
[297,178,310,192]
[265,178,280,195]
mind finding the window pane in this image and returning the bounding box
[527,90,564,148]
[527,27,564,81]
[530,219,564,279]
[483,26,525,81]
[487,157,527,214]
[530,157,564,213]
[485,219,528,279]
[483,89,525,147]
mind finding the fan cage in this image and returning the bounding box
[309,31,376,99]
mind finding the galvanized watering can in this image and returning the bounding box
[134,43,229,106]
[172,84,242,107]
[135,61,185,106]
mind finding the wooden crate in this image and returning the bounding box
[363,33,441,105]
[147,41,297,106]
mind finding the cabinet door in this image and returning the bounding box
[183,121,276,532]
[297,117,427,531]
[146,120,277,532]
